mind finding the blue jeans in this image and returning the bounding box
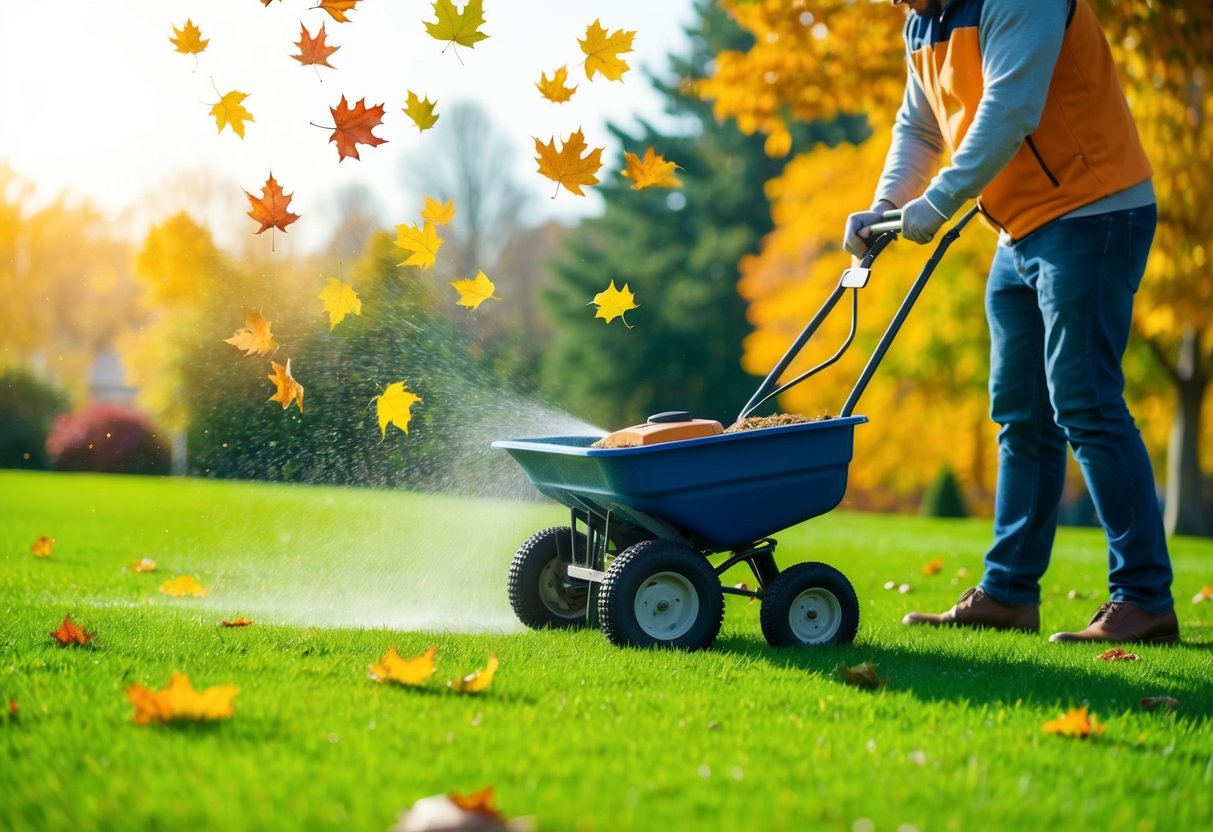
[981,204,1173,614]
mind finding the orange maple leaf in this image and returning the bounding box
[267,359,305,413]
[537,66,577,103]
[130,558,157,573]
[449,653,498,694]
[621,147,682,190]
[51,615,96,646]
[323,96,387,162]
[534,129,604,197]
[836,660,889,690]
[224,309,278,356]
[221,618,254,627]
[317,0,360,23]
[921,557,945,577]
[1096,647,1141,661]
[1042,706,1105,738]
[127,673,239,725]
[292,22,339,70]
[244,173,300,235]
[32,536,55,558]
[369,645,437,686]
[159,575,210,597]
[448,786,506,823]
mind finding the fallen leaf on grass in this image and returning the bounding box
[1042,706,1105,738]
[127,673,238,725]
[32,536,55,557]
[921,557,944,577]
[370,645,436,686]
[1096,648,1140,662]
[449,654,498,694]
[1192,585,1213,604]
[1140,696,1180,712]
[836,661,888,691]
[51,615,96,646]
[221,618,253,627]
[159,576,210,597]
[130,558,157,573]
[6,699,17,719]
[393,786,525,832]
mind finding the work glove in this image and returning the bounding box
[900,196,948,245]
[842,209,887,257]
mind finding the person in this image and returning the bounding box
[844,0,1178,643]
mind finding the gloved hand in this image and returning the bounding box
[900,196,948,244]
[843,209,887,257]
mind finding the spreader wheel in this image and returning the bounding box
[598,540,724,651]
[760,562,859,647]
[508,527,591,630]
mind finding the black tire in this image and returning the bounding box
[598,540,724,651]
[508,527,591,630]
[760,562,860,647]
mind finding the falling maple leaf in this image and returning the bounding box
[394,222,444,270]
[317,0,360,23]
[32,536,55,558]
[369,645,437,686]
[836,661,889,691]
[318,277,362,330]
[375,382,423,438]
[292,22,339,70]
[221,618,254,628]
[320,96,387,162]
[425,0,489,53]
[224,309,278,356]
[534,129,604,197]
[51,615,96,646]
[449,653,498,694]
[579,19,635,81]
[421,195,456,226]
[1096,648,1141,661]
[244,173,300,234]
[403,91,439,131]
[537,66,577,103]
[159,576,210,597]
[170,19,208,57]
[622,147,682,190]
[130,557,157,573]
[267,359,305,413]
[921,557,945,577]
[1041,706,1105,738]
[209,89,253,139]
[451,271,500,311]
[590,280,638,327]
[127,673,238,725]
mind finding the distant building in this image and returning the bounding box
[88,348,136,404]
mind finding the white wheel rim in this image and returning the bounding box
[538,558,585,619]
[634,571,700,640]
[788,588,842,643]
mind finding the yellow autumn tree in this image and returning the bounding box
[699,0,1213,526]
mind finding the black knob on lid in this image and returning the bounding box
[647,410,692,424]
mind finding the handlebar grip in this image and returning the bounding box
[866,208,902,235]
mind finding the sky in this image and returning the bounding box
[0,0,698,251]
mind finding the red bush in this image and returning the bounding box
[46,404,170,475]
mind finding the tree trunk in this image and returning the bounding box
[1163,326,1211,537]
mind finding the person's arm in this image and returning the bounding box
[921,0,1068,220]
[873,61,946,211]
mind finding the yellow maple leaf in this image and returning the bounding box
[32,536,55,558]
[590,280,638,327]
[317,0,360,23]
[267,359,305,413]
[317,277,362,330]
[394,222,444,270]
[209,89,253,139]
[421,195,456,226]
[425,0,489,51]
[369,645,437,686]
[537,66,577,103]
[449,653,498,694]
[579,19,635,81]
[224,309,277,356]
[403,90,439,131]
[170,19,208,55]
[375,381,423,438]
[127,673,238,725]
[534,129,604,197]
[451,271,500,311]
[130,558,157,573]
[1042,706,1105,738]
[159,576,210,597]
[621,147,682,190]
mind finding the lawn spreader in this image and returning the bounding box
[494,207,979,651]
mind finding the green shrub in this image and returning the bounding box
[0,368,70,469]
[920,464,969,518]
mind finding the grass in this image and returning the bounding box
[1,469,1211,831]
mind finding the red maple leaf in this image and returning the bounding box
[292,22,339,70]
[326,96,387,161]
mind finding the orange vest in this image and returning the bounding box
[907,0,1152,238]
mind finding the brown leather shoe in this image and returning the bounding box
[903,587,1039,633]
[1048,602,1179,644]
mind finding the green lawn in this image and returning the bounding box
[1,470,1210,831]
